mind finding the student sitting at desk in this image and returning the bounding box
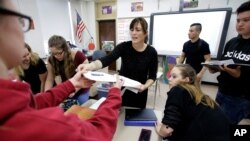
[155,64,230,141]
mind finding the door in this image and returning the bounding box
[98,20,116,71]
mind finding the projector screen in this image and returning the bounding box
[149,8,232,59]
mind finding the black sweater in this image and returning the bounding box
[100,41,158,108]
[162,86,230,141]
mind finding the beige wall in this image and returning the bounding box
[96,1,117,20]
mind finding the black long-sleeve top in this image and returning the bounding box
[162,86,230,141]
[218,36,250,100]
[100,41,158,108]
[100,41,158,83]
[21,58,47,94]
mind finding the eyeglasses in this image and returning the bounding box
[50,50,64,57]
[0,7,32,32]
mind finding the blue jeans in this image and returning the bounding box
[216,91,250,124]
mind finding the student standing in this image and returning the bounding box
[155,64,230,141]
[0,1,123,140]
[77,17,158,108]
[208,1,250,124]
[178,23,211,82]
[15,43,47,94]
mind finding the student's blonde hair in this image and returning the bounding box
[175,64,216,108]
[26,43,40,65]
[15,43,40,77]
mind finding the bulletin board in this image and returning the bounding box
[116,17,150,44]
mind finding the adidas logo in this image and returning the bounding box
[224,51,250,61]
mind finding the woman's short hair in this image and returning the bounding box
[130,17,148,43]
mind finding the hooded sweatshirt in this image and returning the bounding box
[0,79,121,141]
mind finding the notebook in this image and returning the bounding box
[125,108,157,121]
[124,120,156,126]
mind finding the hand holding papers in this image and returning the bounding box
[84,71,116,82]
[83,71,142,93]
[201,59,250,70]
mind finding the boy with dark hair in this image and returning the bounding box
[178,23,211,82]
[209,1,250,124]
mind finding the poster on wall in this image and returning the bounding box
[183,0,198,8]
[102,6,112,14]
[131,2,143,12]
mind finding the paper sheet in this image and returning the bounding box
[89,97,106,110]
[83,71,141,90]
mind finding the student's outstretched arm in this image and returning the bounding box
[34,70,94,108]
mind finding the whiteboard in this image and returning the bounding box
[149,8,232,59]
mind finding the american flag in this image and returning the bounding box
[76,11,86,42]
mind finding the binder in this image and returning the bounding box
[124,119,156,126]
[124,109,157,126]
[201,59,250,70]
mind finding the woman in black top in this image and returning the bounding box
[77,17,158,108]
[155,64,230,141]
[15,43,47,94]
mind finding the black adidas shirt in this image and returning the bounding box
[218,36,250,99]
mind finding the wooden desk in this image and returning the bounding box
[112,108,162,141]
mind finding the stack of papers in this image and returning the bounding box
[201,59,250,70]
[89,97,106,110]
[83,71,142,93]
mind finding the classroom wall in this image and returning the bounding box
[14,0,96,58]
[70,0,97,53]
[116,0,248,45]
[37,0,72,55]
[13,0,45,57]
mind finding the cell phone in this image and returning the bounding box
[138,128,152,141]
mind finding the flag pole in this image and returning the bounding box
[75,9,93,39]
[75,9,94,41]
[85,26,93,39]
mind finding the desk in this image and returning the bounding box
[112,108,162,141]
